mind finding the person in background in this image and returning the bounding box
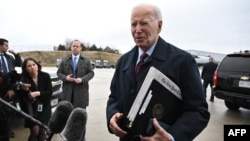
[0,69,12,141]
[57,40,94,139]
[0,38,22,140]
[20,57,52,141]
[201,56,218,102]
[106,3,210,141]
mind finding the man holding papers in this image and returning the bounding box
[106,3,210,141]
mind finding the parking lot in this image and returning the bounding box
[10,68,250,141]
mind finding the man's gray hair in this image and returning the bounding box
[132,3,162,21]
[153,5,162,21]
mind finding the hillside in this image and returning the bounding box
[19,51,122,67]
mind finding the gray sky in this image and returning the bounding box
[0,0,249,54]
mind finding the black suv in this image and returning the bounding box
[213,50,250,110]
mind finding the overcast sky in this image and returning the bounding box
[1,0,249,54]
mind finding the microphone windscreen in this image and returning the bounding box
[48,101,73,133]
[63,107,87,141]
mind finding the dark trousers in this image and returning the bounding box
[203,80,214,100]
[0,119,9,141]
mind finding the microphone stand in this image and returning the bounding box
[0,97,54,141]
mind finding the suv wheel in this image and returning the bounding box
[225,101,240,110]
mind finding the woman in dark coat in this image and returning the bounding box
[20,57,52,141]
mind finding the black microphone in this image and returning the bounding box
[63,107,87,141]
[48,101,73,134]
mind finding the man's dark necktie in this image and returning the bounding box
[1,54,8,73]
[73,57,77,78]
[135,52,148,81]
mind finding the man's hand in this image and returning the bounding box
[141,118,172,141]
[74,78,83,84]
[66,74,75,82]
[6,90,15,99]
[109,113,127,137]
[7,49,16,54]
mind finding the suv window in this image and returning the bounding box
[218,55,250,72]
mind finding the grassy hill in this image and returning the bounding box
[19,51,122,67]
